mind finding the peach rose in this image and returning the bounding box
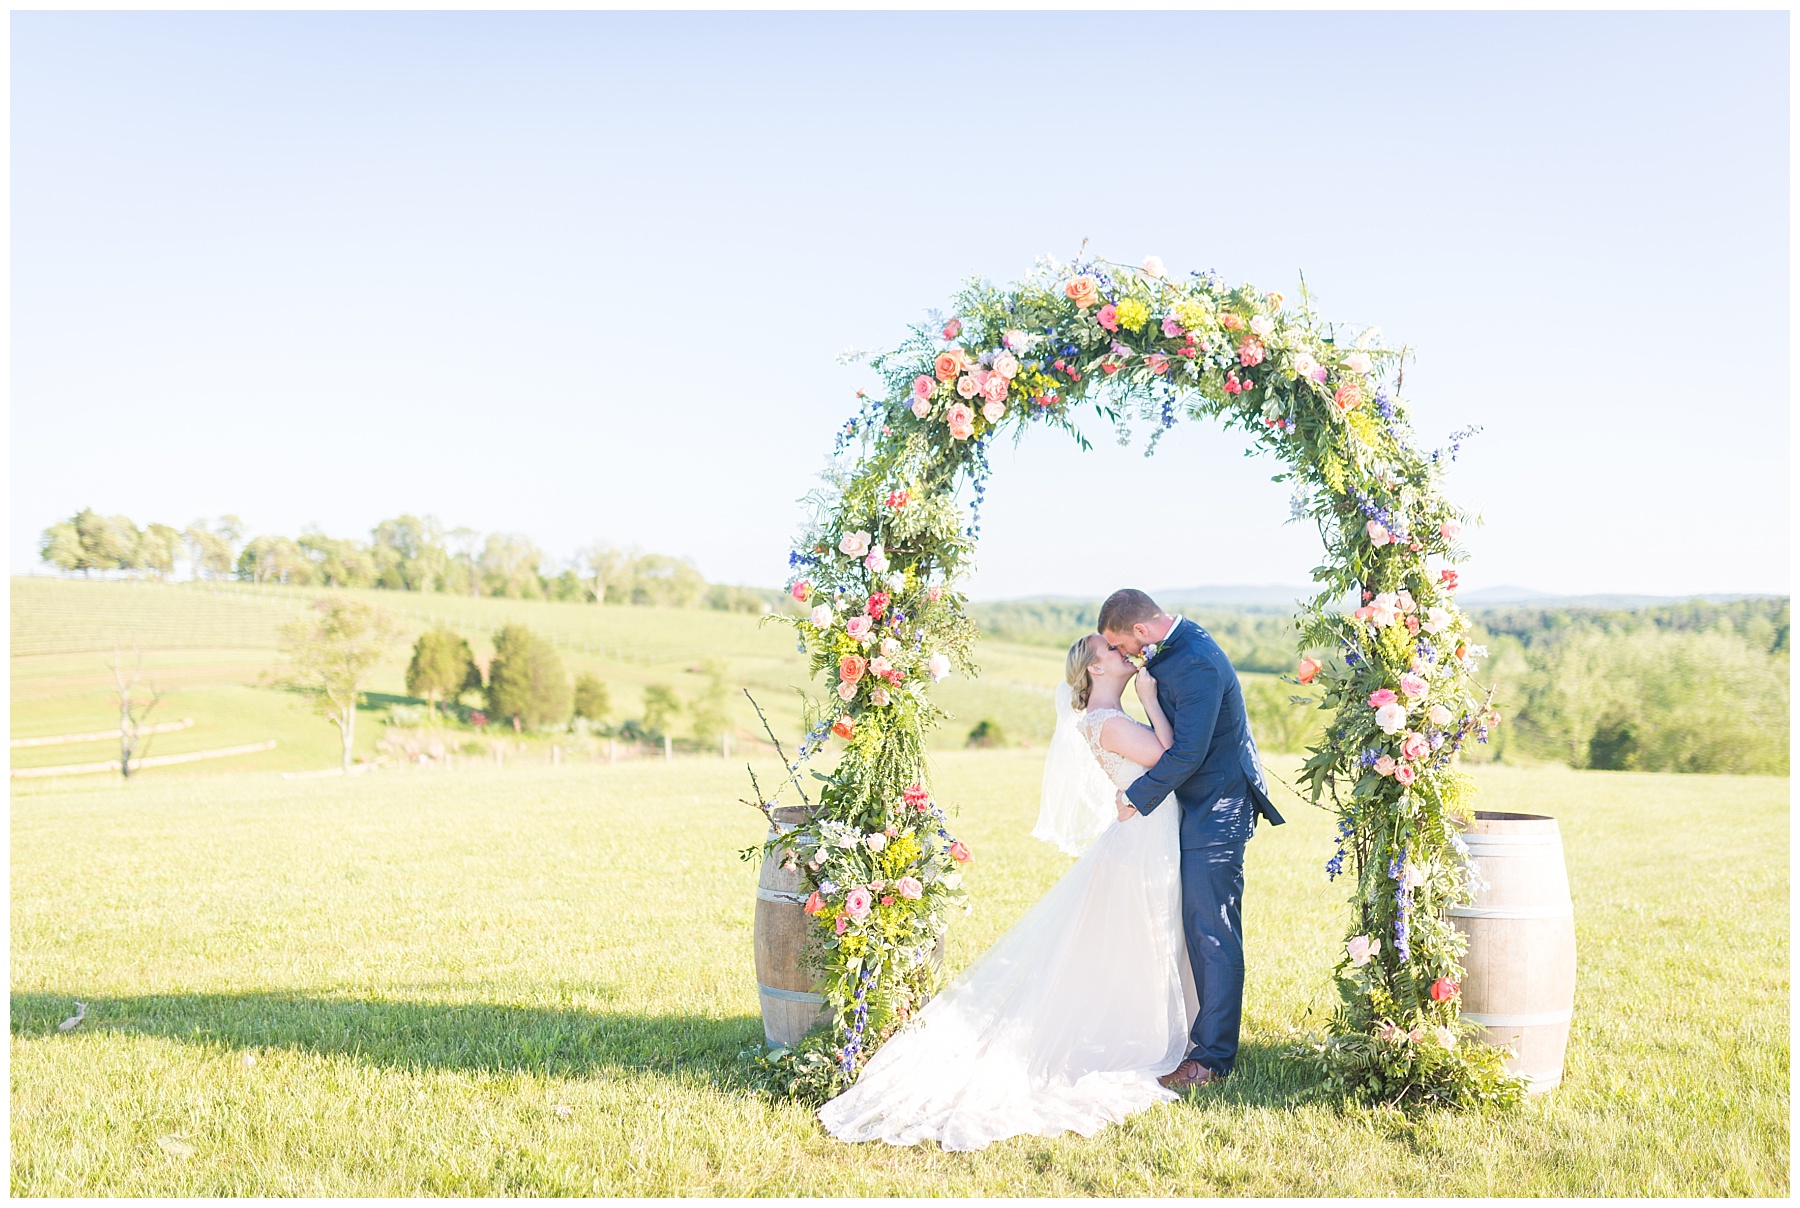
[1297,657,1322,684]
[831,716,854,740]
[1428,704,1453,727]
[949,840,971,862]
[956,373,981,399]
[993,351,1020,379]
[839,654,868,684]
[1220,313,1244,331]
[912,398,932,419]
[1374,754,1397,777]
[1401,731,1429,760]
[1365,519,1389,545]
[1335,380,1365,411]
[1145,352,1171,375]
[980,372,1008,404]
[935,348,970,382]
[1065,275,1100,308]
[896,875,923,900]
[945,402,975,440]
[837,681,856,701]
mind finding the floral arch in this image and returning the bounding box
[755,253,1520,1108]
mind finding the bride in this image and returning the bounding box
[818,633,1198,1151]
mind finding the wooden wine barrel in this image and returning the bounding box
[1449,811,1577,1093]
[753,806,827,1047]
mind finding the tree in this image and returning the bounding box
[371,514,448,592]
[39,521,84,574]
[966,718,1008,748]
[298,530,377,588]
[237,535,312,584]
[406,628,483,717]
[479,534,546,599]
[641,683,681,736]
[486,625,572,729]
[184,517,239,580]
[110,641,163,778]
[687,659,731,748]
[573,674,611,722]
[138,524,184,579]
[275,596,402,771]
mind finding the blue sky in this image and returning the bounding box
[11,10,1790,599]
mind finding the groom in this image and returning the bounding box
[1099,588,1285,1091]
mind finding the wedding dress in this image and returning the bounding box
[817,692,1196,1151]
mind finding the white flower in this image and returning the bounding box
[1291,351,1319,380]
[1343,351,1373,375]
[993,351,1020,379]
[864,545,889,574]
[808,605,833,629]
[880,637,902,658]
[927,653,952,682]
[1402,862,1427,891]
[1427,704,1453,727]
[1422,606,1452,635]
[838,531,871,559]
[1141,255,1166,279]
[865,831,888,853]
[1434,1026,1458,1049]
[885,572,907,594]
[1249,314,1275,339]
[1346,934,1379,967]
[1375,702,1408,734]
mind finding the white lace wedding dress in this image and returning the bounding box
[817,706,1197,1151]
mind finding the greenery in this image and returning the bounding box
[272,597,403,771]
[486,626,573,731]
[640,684,681,737]
[405,628,483,717]
[685,660,731,749]
[9,756,1786,1195]
[572,674,611,724]
[768,255,1514,1104]
[36,510,797,615]
[965,718,1008,748]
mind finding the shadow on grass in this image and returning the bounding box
[11,991,764,1086]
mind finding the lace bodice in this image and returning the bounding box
[1078,707,1149,790]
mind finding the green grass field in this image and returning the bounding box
[10,750,1788,1196]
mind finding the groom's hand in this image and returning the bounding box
[1116,790,1138,822]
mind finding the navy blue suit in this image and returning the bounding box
[1123,618,1284,1075]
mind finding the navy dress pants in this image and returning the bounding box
[1180,839,1247,1075]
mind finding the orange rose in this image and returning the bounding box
[934,347,971,382]
[1064,275,1100,309]
[1334,381,1365,412]
[1220,313,1244,331]
[831,716,855,740]
[1297,657,1322,684]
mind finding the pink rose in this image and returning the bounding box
[845,615,872,641]
[1141,255,1166,278]
[913,374,935,399]
[863,545,889,573]
[911,398,932,419]
[839,530,871,558]
[837,682,856,701]
[871,686,891,707]
[1399,673,1429,699]
[942,318,961,339]
[926,586,942,602]
[1238,338,1265,367]
[1291,352,1319,380]
[834,915,849,935]
[949,840,971,863]
[1395,764,1418,786]
[808,604,832,629]
[1096,303,1120,332]
[993,351,1020,379]
[956,374,981,399]
[896,876,923,900]
[1297,657,1322,684]
[1365,519,1390,545]
[803,891,824,915]
[1374,754,1397,777]
[1401,731,1429,760]
[982,399,1005,423]
[790,581,810,602]
[1440,520,1463,541]
[844,886,873,919]
[1368,688,1398,709]
[980,372,1008,404]
[1346,934,1379,966]
[1161,315,1183,338]
[1428,704,1453,727]
[945,402,975,440]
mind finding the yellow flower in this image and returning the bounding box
[1174,298,1213,331]
[1115,298,1151,332]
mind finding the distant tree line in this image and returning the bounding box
[37,509,790,614]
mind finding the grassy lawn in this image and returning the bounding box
[10,752,1787,1195]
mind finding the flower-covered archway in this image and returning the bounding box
[757,253,1520,1108]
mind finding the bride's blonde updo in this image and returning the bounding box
[1064,634,1100,710]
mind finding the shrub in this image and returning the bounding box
[966,718,1007,748]
[486,625,572,729]
[573,674,611,722]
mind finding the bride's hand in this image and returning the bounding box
[1134,668,1157,701]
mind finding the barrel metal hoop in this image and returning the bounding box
[1448,904,1574,919]
[1462,834,1562,846]
[1463,1008,1573,1027]
[755,887,810,905]
[757,983,825,1005]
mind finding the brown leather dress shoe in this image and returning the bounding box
[1157,1059,1215,1091]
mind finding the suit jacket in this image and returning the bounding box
[1123,618,1286,847]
